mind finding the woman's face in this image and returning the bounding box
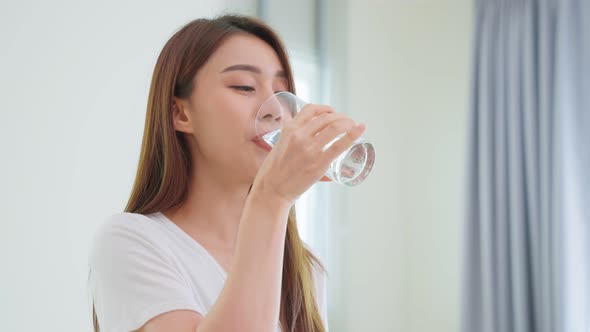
[173,33,289,184]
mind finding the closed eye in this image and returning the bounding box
[230,85,255,92]
[230,86,289,94]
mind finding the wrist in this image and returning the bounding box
[241,187,293,234]
[248,184,294,212]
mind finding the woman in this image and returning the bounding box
[88,14,365,332]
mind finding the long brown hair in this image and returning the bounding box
[92,15,325,332]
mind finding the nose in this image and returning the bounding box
[259,110,282,122]
[257,93,285,122]
[256,93,285,136]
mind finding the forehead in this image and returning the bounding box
[204,33,285,76]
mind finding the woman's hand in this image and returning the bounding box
[251,104,366,205]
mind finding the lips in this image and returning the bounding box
[252,138,272,152]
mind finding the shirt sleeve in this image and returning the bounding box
[88,213,204,332]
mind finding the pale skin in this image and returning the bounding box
[135,33,365,332]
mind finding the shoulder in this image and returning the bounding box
[88,212,204,331]
[94,212,159,236]
[91,212,162,246]
[89,212,169,267]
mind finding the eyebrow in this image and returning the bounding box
[221,64,287,78]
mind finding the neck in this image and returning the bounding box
[164,161,252,249]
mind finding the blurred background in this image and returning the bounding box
[0,0,587,331]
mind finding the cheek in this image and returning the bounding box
[192,93,253,153]
[213,91,257,134]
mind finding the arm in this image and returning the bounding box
[197,191,291,332]
[136,191,290,332]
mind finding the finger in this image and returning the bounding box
[312,117,357,151]
[320,175,332,182]
[302,112,349,138]
[323,124,366,161]
[293,104,334,126]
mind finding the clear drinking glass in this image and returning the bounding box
[254,91,375,186]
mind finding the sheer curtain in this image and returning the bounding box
[463,0,590,331]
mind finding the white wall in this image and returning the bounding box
[326,1,472,331]
[0,1,255,331]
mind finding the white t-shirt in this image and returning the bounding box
[88,212,328,332]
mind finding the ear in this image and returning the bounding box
[171,97,194,134]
